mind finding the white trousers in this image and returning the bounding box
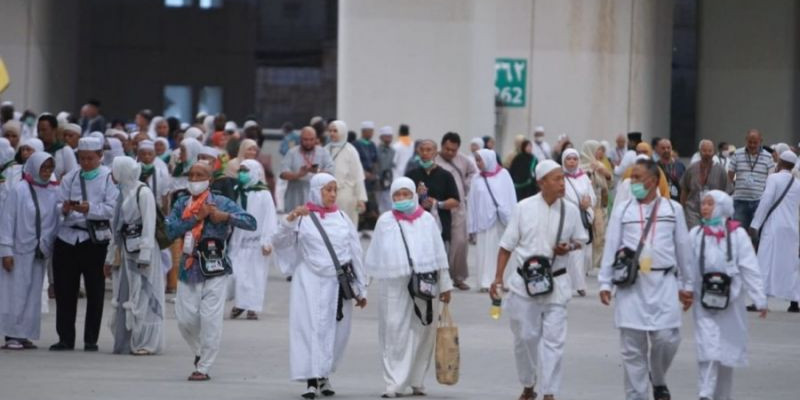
[507,293,567,395]
[697,361,733,400]
[619,327,681,400]
[567,245,590,292]
[175,276,228,374]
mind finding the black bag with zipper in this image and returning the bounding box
[516,199,565,297]
[79,174,113,245]
[611,198,660,287]
[699,224,733,310]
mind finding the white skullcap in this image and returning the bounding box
[56,111,71,124]
[0,101,13,107]
[224,121,237,132]
[180,122,190,130]
[780,150,797,165]
[361,121,375,130]
[535,160,560,180]
[184,127,203,140]
[105,128,127,138]
[88,131,105,141]
[379,126,393,136]
[534,126,545,134]
[63,123,82,134]
[138,140,155,151]
[635,154,651,161]
[2,120,21,133]
[196,111,207,120]
[199,146,219,158]
[243,120,258,129]
[78,137,103,151]
[310,116,324,125]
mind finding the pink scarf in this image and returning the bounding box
[565,169,585,179]
[392,206,425,222]
[481,165,503,178]
[23,173,58,188]
[306,201,339,219]
[702,220,741,243]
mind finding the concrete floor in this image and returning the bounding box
[1,253,799,400]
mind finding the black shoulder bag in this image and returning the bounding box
[516,199,565,297]
[699,225,733,310]
[308,212,360,301]
[80,174,112,245]
[611,198,660,287]
[26,182,46,260]
[396,219,438,325]
[755,177,794,249]
[197,237,229,278]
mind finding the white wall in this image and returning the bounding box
[0,0,80,113]
[697,0,798,147]
[338,0,674,157]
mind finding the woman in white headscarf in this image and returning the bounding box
[228,159,276,320]
[469,137,484,154]
[0,138,17,210]
[468,149,517,291]
[365,177,452,398]
[689,190,766,400]
[324,120,367,227]
[147,116,168,141]
[561,148,596,296]
[580,140,611,270]
[0,153,59,349]
[106,156,165,355]
[103,137,125,167]
[273,173,367,399]
[224,138,260,178]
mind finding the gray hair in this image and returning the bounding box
[698,139,714,151]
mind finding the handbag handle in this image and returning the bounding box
[439,303,454,327]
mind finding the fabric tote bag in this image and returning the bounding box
[435,303,460,385]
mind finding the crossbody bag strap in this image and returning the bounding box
[394,219,414,270]
[482,175,502,220]
[396,218,434,326]
[308,211,343,275]
[552,199,565,265]
[26,182,42,245]
[759,177,794,234]
[633,197,660,262]
[79,174,88,201]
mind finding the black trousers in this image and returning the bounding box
[52,238,107,347]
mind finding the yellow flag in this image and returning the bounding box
[0,57,9,93]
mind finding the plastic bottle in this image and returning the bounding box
[490,297,502,320]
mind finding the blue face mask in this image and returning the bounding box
[34,175,49,185]
[701,217,723,226]
[238,171,250,186]
[631,182,649,200]
[80,167,101,180]
[418,159,434,169]
[393,199,417,214]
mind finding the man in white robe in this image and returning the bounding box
[492,160,588,400]
[365,177,452,398]
[749,150,800,312]
[0,153,59,349]
[531,126,552,162]
[599,158,694,400]
[229,159,276,320]
[324,120,367,226]
[689,190,767,400]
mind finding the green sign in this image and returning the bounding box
[495,58,527,107]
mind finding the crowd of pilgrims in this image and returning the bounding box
[0,99,797,400]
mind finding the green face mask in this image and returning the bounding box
[701,217,723,226]
[80,167,101,181]
[418,159,434,169]
[392,199,417,213]
[158,153,170,162]
[631,182,649,200]
[238,171,251,186]
[141,163,155,173]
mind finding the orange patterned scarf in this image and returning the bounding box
[182,190,210,268]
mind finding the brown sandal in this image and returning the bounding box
[518,387,537,400]
[246,311,258,320]
[188,371,210,381]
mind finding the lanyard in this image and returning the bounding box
[301,149,316,166]
[745,151,760,173]
[638,202,658,245]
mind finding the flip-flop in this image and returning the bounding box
[20,340,37,349]
[187,371,210,381]
[230,307,244,319]
[246,311,258,320]
[2,341,23,350]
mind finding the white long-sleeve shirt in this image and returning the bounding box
[56,167,119,244]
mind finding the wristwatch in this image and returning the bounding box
[437,200,445,210]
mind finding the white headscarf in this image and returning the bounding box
[154,137,170,155]
[476,148,499,172]
[561,148,580,173]
[309,173,336,206]
[147,116,165,140]
[389,177,419,208]
[240,159,265,188]
[112,156,141,192]
[703,190,734,221]
[104,137,125,166]
[20,137,44,153]
[470,137,485,149]
[24,152,53,183]
[328,120,348,147]
[0,138,14,165]
[236,139,259,160]
[180,138,203,165]
[184,127,204,141]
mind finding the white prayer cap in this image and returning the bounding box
[780,150,797,165]
[199,146,219,158]
[154,137,169,147]
[309,172,336,206]
[20,138,44,152]
[78,137,103,151]
[56,111,71,124]
[63,123,82,134]
[361,121,375,130]
[0,101,12,107]
[243,120,258,130]
[105,128,127,138]
[184,127,203,140]
[534,126,545,134]
[379,126,393,136]
[195,111,207,121]
[310,116,324,125]
[224,121,237,132]
[180,122,190,130]
[535,159,561,180]
[635,154,651,161]
[470,137,484,148]
[2,120,20,134]
[138,140,155,151]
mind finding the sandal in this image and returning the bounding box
[319,378,335,396]
[231,307,245,319]
[411,387,426,396]
[2,340,23,350]
[518,387,536,400]
[653,385,671,400]
[246,311,258,320]
[20,339,37,349]
[132,349,152,356]
[187,371,210,381]
[301,386,318,399]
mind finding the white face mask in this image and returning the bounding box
[188,180,209,196]
[534,136,543,143]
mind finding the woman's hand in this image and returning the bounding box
[287,206,310,222]
[262,245,273,256]
[439,291,451,304]
[355,297,368,309]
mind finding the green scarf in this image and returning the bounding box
[140,164,155,182]
[45,141,66,155]
[172,162,186,177]
[235,182,269,209]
